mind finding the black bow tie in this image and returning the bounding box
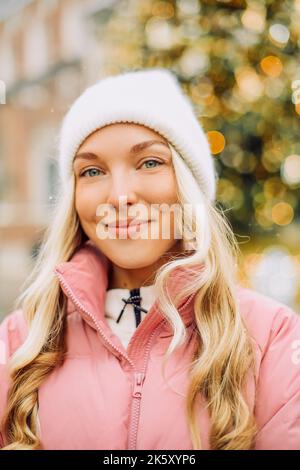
[116,288,148,327]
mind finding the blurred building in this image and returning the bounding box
[0,0,133,318]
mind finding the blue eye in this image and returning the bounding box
[79,159,163,177]
[142,159,163,169]
[80,168,102,178]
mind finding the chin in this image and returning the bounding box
[94,239,172,270]
[109,257,155,270]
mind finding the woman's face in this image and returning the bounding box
[74,123,182,270]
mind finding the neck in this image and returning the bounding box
[108,241,184,290]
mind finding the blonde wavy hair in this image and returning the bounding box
[1,142,258,450]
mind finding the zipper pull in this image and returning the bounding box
[132,372,145,398]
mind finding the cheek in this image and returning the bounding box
[142,170,178,204]
[75,185,102,222]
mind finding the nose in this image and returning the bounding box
[106,171,139,210]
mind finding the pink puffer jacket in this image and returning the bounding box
[1,240,300,450]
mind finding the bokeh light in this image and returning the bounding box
[271,202,294,225]
[241,7,265,33]
[235,66,264,101]
[269,23,290,47]
[151,1,175,19]
[247,246,299,307]
[206,130,226,154]
[281,154,300,187]
[145,18,179,50]
[260,55,283,77]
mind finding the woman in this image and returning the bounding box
[0,68,300,450]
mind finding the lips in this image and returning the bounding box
[107,219,150,228]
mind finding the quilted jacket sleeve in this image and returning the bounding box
[254,305,300,450]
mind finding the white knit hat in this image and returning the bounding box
[58,67,217,200]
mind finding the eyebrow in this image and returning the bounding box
[73,139,170,162]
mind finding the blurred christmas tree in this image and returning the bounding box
[94,0,300,238]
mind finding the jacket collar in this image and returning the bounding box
[53,239,202,328]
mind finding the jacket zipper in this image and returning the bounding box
[128,372,146,450]
[127,292,196,450]
[54,268,195,450]
[127,326,161,450]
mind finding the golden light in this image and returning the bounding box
[271,202,294,226]
[296,102,300,116]
[206,130,226,154]
[145,18,179,50]
[260,55,283,77]
[217,178,236,201]
[217,178,244,209]
[190,80,214,103]
[261,142,285,173]
[295,0,300,12]
[178,48,210,76]
[241,8,265,33]
[235,67,264,101]
[255,204,273,228]
[152,1,175,19]
[281,154,300,186]
[264,177,286,199]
